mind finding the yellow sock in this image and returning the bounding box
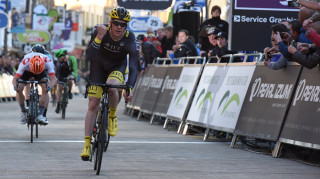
[109,107,117,118]
[84,136,91,147]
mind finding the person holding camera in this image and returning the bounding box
[288,21,320,68]
[292,0,320,11]
[265,20,313,69]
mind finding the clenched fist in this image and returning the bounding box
[96,24,107,40]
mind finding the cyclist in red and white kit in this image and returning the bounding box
[12,51,57,125]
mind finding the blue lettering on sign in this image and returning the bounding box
[0,12,8,28]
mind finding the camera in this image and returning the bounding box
[265,52,272,61]
[288,1,299,7]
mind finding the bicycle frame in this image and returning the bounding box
[58,77,75,119]
[85,82,129,175]
[17,79,47,143]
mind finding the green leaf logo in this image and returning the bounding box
[176,89,188,105]
[218,90,230,110]
[195,89,205,105]
[221,93,240,115]
[174,87,183,101]
[198,92,213,111]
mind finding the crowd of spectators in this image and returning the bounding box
[136,1,320,75]
[0,55,20,76]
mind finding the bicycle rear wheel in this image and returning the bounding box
[61,87,68,119]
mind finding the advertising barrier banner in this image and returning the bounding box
[187,64,228,125]
[235,64,301,141]
[153,65,183,116]
[206,64,256,132]
[140,66,168,113]
[167,66,201,120]
[280,67,320,147]
[130,66,155,109]
[127,75,142,108]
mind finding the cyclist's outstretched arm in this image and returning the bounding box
[69,56,78,79]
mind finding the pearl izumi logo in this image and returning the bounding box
[292,79,320,106]
[249,78,293,101]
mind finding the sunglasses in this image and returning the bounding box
[111,21,127,28]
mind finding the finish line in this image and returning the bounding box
[0,140,217,144]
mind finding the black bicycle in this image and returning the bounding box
[84,82,129,175]
[17,79,47,143]
[58,77,75,119]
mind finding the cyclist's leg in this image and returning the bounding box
[16,72,31,124]
[81,58,106,159]
[67,74,73,99]
[81,89,102,159]
[36,73,49,125]
[55,75,65,113]
[106,67,125,136]
[24,84,30,107]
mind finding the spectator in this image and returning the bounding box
[161,26,175,58]
[137,34,161,67]
[263,32,281,63]
[199,5,229,52]
[281,20,290,30]
[167,36,180,63]
[289,21,320,68]
[200,27,220,57]
[146,27,162,54]
[174,29,198,60]
[293,0,320,11]
[265,20,313,69]
[209,32,241,63]
[298,7,314,44]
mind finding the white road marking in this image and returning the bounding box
[0,140,217,144]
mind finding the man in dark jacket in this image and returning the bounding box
[199,5,229,52]
[210,32,241,63]
[160,26,175,58]
[174,29,198,58]
[137,34,161,67]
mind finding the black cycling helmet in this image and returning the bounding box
[110,7,131,22]
[32,44,45,54]
[137,34,145,41]
[55,49,67,58]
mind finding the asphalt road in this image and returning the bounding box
[0,95,319,179]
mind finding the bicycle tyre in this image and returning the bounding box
[95,127,104,175]
[62,106,66,119]
[96,107,107,175]
[104,134,110,152]
[29,99,35,143]
[31,122,34,143]
[35,93,39,138]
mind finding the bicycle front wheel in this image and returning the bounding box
[95,126,105,175]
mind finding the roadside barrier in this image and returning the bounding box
[0,73,15,102]
[125,53,320,156]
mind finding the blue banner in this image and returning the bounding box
[10,0,25,33]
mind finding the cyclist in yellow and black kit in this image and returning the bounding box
[81,7,139,159]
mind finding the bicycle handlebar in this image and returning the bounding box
[84,82,130,102]
[17,79,48,85]
[58,77,76,85]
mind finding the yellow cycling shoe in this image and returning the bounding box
[108,116,118,136]
[80,146,91,161]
